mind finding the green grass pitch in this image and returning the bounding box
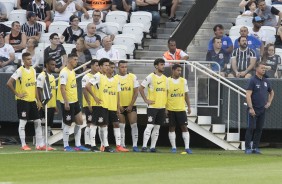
[0,146,282,184]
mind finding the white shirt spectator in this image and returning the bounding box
[54,1,76,22]
[96,48,120,60]
[249,29,267,42]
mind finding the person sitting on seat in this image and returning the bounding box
[163,38,188,66]
[60,15,84,44]
[262,43,281,78]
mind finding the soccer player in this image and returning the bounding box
[82,59,100,152]
[167,64,192,154]
[57,53,90,152]
[139,58,167,152]
[116,60,140,152]
[85,58,115,152]
[6,52,44,151]
[36,57,57,151]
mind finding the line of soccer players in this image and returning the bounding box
[6,53,192,154]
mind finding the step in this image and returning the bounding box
[165,22,179,28]
[226,133,240,142]
[212,124,226,133]
[215,0,240,7]
[135,50,164,58]
[201,22,233,30]
[51,128,62,135]
[158,33,171,39]
[206,16,236,24]
[214,133,226,139]
[157,28,174,34]
[229,141,245,150]
[187,46,208,52]
[143,39,167,47]
[149,45,168,51]
[209,12,240,18]
[198,116,211,125]
[199,124,212,131]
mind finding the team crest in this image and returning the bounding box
[219,53,223,59]
[264,82,267,87]
[66,115,71,121]
[148,116,153,122]
[22,112,26,117]
[98,117,103,123]
[88,115,92,121]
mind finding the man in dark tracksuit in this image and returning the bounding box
[245,62,274,154]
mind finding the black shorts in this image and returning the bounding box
[120,106,137,116]
[60,101,81,125]
[84,106,94,124]
[167,111,188,127]
[17,100,40,120]
[147,108,166,125]
[109,110,119,124]
[39,108,56,127]
[161,0,172,6]
[93,106,109,125]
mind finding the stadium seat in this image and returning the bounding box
[103,22,120,35]
[78,22,89,32]
[235,15,253,27]
[49,21,69,34]
[36,43,50,63]
[105,11,128,32]
[272,4,282,12]
[81,10,94,22]
[275,48,282,57]
[112,45,127,59]
[229,26,251,37]
[0,0,16,17]
[9,9,27,23]
[40,33,53,43]
[229,36,238,46]
[113,34,136,56]
[122,23,144,44]
[2,20,13,28]
[261,26,276,44]
[265,0,272,5]
[62,43,76,55]
[130,11,152,33]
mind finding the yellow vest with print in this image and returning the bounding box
[116,73,135,107]
[82,73,96,107]
[167,77,186,111]
[147,73,167,108]
[57,67,78,103]
[15,66,36,102]
[106,77,119,111]
[97,73,109,109]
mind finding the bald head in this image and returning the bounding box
[87,23,96,34]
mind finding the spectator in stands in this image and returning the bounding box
[0,24,11,37]
[163,38,188,65]
[249,16,267,44]
[136,0,160,39]
[0,33,16,73]
[275,25,282,48]
[272,0,282,5]
[44,33,67,73]
[92,10,115,41]
[234,26,264,60]
[229,36,256,78]
[254,0,282,27]
[161,0,180,22]
[21,12,43,42]
[208,24,233,55]
[0,2,8,22]
[71,37,92,73]
[54,0,89,22]
[17,0,33,10]
[5,21,27,59]
[112,0,132,13]
[84,0,112,20]
[96,35,120,59]
[84,23,101,56]
[262,43,281,78]
[22,38,41,72]
[206,37,229,77]
[242,0,257,16]
[60,15,84,44]
[27,0,52,29]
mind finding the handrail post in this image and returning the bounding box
[227,88,230,134]
[238,92,241,135]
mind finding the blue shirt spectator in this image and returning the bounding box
[208,35,233,52]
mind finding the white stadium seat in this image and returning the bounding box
[229,36,238,46]
[105,11,128,32]
[0,0,15,17]
[130,11,152,33]
[49,21,69,34]
[113,34,136,55]
[78,22,90,32]
[229,26,251,37]
[36,43,50,63]
[112,45,127,59]
[272,4,282,12]
[40,33,52,43]
[2,20,13,28]
[261,26,276,44]
[103,22,120,35]
[235,15,253,27]
[9,9,27,23]
[122,23,144,44]
[62,43,76,55]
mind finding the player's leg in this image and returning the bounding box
[149,109,165,152]
[142,108,156,152]
[252,110,265,154]
[61,103,75,151]
[127,107,139,152]
[117,110,126,148]
[84,107,93,148]
[168,110,177,152]
[17,100,30,150]
[245,111,256,154]
[177,111,192,154]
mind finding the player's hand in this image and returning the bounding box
[55,107,59,114]
[64,102,70,111]
[16,93,27,99]
[126,105,133,112]
[236,72,240,78]
[187,107,191,115]
[119,106,125,113]
[37,101,43,110]
[145,99,155,105]
[94,96,102,105]
[88,105,93,113]
[249,108,256,116]
[274,72,278,78]
[264,102,271,109]
[240,71,247,77]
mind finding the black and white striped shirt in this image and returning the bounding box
[27,0,51,21]
[231,47,256,72]
[21,22,42,37]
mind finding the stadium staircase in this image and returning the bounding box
[48,0,246,150]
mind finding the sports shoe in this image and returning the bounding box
[100,145,105,152]
[171,148,177,153]
[252,148,261,154]
[104,146,115,153]
[74,145,91,151]
[245,149,252,154]
[141,147,148,152]
[36,145,55,151]
[91,146,101,152]
[169,17,180,22]
[150,32,158,39]
[21,145,31,151]
[116,145,129,152]
[64,146,75,152]
[185,148,192,154]
[132,146,140,152]
[150,148,157,153]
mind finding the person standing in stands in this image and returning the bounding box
[112,0,132,13]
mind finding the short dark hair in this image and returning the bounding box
[98,58,110,66]
[22,52,31,59]
[92,10,101,17]
[212,37,221,44]
[118,60,127,66]
[12,21,20,27]
[256,62,265,68]
[154,58,165,66]
[238,36,247,43]
[258,0,265,4]
[168,37,176,44]
[69,15,79,22]
[68,53,78,59]
[172,64,182,70]
[109,61,115,66]
[49,33,58,40]
[45,57,55,67]
[213,24,224,32]
[247,0,256,7]
[91,59,99,65]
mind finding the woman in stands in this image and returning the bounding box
[239,0,259,10]
[242,0,257,16]
[71,37,92,74]
[262,43,281,78]
[22,38,42,72]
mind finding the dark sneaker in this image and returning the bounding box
[91,146,101,152]
[252,148,261,154]
[104,146,115,153]
[169,17,180,22]
[150,148,157,153]
[185,148,192,154]
[245,149,252,154]
[132,146,140,152]
[151,32,158,39]
[141,147,148,152]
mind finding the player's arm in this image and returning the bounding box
[6,70,26,98]
[85,82,101,105]
[185,92,191,115]
[139,85,154,105]
[36,74,46,110]
[246,90,255,116]
[129,76,139,108]
[265,89,274,109]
